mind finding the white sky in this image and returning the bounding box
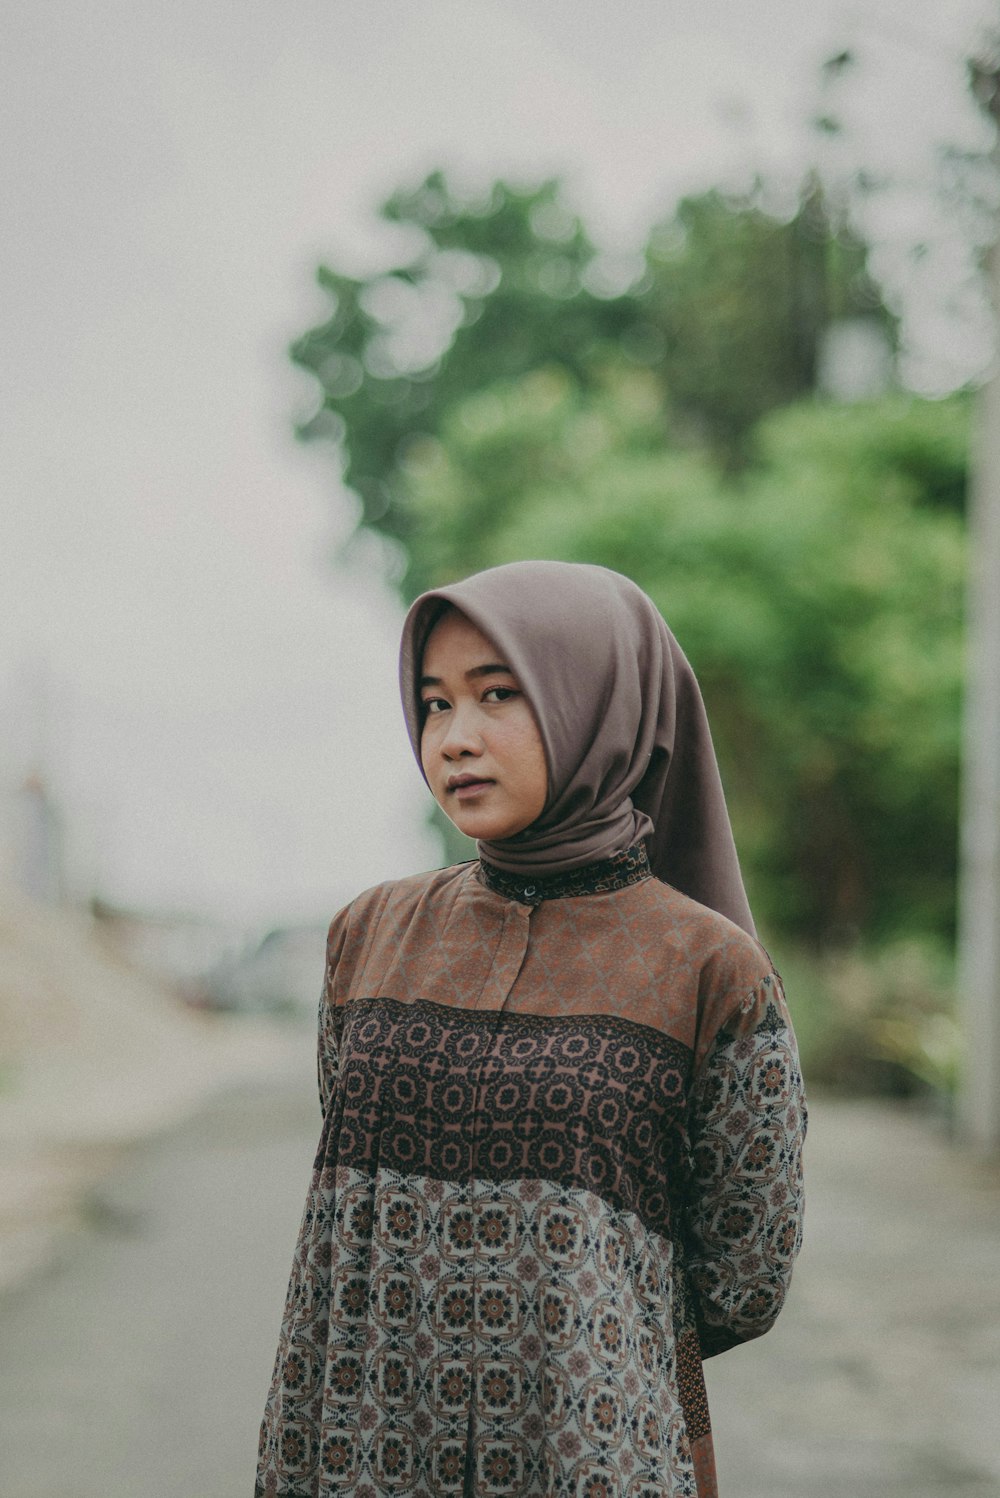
[0,0,993,923]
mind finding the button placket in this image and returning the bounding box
[465,898,532,1489]
[473,901,532,1011]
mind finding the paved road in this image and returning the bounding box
[1,1061,998,1498]
[706,1099,1000,1498]
[0,1049,320,1498]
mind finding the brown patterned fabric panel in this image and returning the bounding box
[326,864,773,1054]
[673,1330,711,1441]
[689,1433,720,1498]
[476,842,653,903]
[324,997,692,1242]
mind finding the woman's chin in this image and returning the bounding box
[444,808,531,843]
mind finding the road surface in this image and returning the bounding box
[1,1059,998,1498]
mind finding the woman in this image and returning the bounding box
[256,560,806,1498]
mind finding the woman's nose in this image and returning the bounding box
[440,702,484,758]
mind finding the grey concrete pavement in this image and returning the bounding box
[1,1065,998,1498]
[0,1046,319,1498]
[707,1097,1000,1497]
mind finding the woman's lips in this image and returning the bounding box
[448,777,494,799]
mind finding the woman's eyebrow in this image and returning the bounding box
[466,662,514,679]
[419,663,514,688]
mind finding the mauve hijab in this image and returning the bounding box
[399,560,755,936]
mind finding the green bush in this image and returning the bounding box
[777,937,959,1103]
[405,377,967,949]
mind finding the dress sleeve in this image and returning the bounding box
[684,968,806,1358]
[317,907,349,1118]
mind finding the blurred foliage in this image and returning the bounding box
[292,170,895,532]
[291,169,969,1094]
[400,375,967,946]
[779,937,960,1102]
[642,179,894,463]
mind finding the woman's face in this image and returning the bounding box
[419,609,548,842]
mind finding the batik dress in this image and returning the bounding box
[256,843,806,1498]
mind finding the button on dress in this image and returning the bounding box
[256,844,806,1498]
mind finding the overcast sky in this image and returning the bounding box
[1,0,992,923]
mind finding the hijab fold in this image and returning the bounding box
[399,561,755,936]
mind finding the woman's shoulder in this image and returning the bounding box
[330,860,478,929]
[320,862,480,989]
[645,877,776,993]
[639,883,795,1080]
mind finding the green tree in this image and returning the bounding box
[292,173,635,547]
[642,179,895,465]
[291,169,951,947]
[402,372,967,945]
[292,171,895,571]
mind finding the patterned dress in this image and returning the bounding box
[256,844,806,1498]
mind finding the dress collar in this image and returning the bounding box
[476,840,651,905]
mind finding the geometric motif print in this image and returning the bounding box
[685,989,807,1358]
[256,1165,699,1498]
[324,997,693,1247]
[476,841,653,905]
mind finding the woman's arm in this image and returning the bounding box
[684,968,807,1358]
[315,877,398,1117]
[317,908,349,1117]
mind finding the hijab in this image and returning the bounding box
[399,560,755,936]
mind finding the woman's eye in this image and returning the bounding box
[422,697,449,716]
[483,686,517,703]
